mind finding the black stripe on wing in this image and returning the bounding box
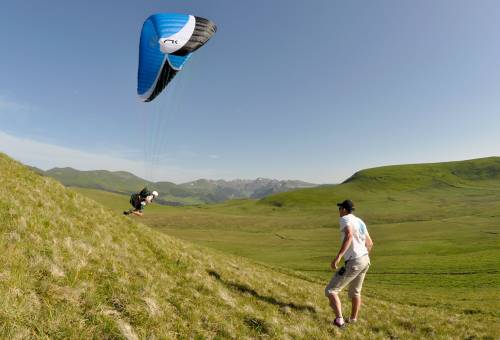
[173,17,217,56]
[145,61,178,102]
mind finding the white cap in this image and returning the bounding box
[152,191,159,197]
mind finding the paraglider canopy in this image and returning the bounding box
[137,13,217,102]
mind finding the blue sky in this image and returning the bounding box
[1,0,499,183]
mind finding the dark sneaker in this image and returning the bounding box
[332,317,346,329]
[123,211,129,215]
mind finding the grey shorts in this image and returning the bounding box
[325,255,370,298]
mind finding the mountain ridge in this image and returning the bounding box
[32,166,317,205]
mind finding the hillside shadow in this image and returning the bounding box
[207,270,316,313]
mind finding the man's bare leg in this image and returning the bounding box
[350,296,361,321]
[328,293,343,319]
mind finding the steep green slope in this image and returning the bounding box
[1,155,498,338]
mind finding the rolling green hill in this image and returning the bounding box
[344,156,500,187]
[45,167,153,193]
[1,154,498,338]
[260,156,500,208]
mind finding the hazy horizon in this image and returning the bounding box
[23,153,498,185]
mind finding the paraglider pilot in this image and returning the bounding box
[124,188,158,216]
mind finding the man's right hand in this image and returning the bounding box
[331,255,342,270]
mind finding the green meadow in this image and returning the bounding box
[5,154,500,338]
[75,157,500,320]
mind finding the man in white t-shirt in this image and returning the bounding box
[325,199,373,328]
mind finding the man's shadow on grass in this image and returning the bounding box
[207,270,316,313]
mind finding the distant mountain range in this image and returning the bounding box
[30,167,317,205]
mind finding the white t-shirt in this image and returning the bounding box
[339,214,369,261]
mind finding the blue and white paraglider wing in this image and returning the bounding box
[137,13,217,102]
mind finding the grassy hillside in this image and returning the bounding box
[5,154,499,337]
[75,158,500,325]
[253,157,500,227]
[260,157,500,207]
